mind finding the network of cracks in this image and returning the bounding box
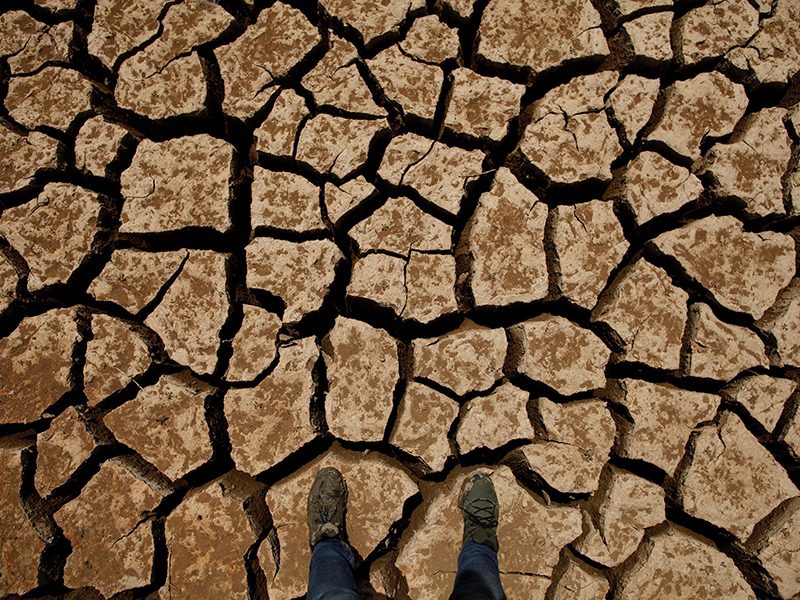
[1,0,800,598]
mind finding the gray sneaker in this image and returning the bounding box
[307,467,348,550]
[460,472,499,552]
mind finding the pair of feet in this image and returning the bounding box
[307,468,499,553]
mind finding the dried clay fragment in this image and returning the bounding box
[302,38,384,116]
[389,382,458,472]
[457,383,534,454]
[348,252,406,315]
[123,0,232,72]
[655,215,795,320]
[734,0,800,86]
[521,397,616,495]
[88,0,164,68]
[520,72,621,183]
[618,524,756,600]
[592,257,687,370]
[163,475,254,599]
[368,45,442,121]
[680,0,758,65]
[607,75,660,145]
[0,450,44,596]
[465,167,548,308]
[105,376,213,481]
[319,0,425,45]
[403,252,459,323]
[725,374,796,432]
[0,12,71,75]
[6,67,92,131]
[687,303,767,381]
[0,127,59,195]
[75,117,129,177]
[759,279,800,368]
[251,167,325,232]
[576,467,665,566]
[297,115,388,179]
[226,305,281,381]
[216,2,319,119]
[120,135,233,233]
[647,72,747,160]
[0,309,77,424]
[0,183,100,290]
[619,378,718,474]
[445,68,525,141]
[246,238,343,323]
[144,250,229,375]
[255,89,308,156]
[114,0,234,119]
[84,313,150,405]
[477,0,608,73]
[116,52,207,119]
[349,195,451,254]
[226,337,318,474]
[698,107,792,217]
[378,133,485,215]
[348,251,458,323]
[324,177,376,224]
[518,315,610,396]
[756,504,800,599]
[444,0,476,18]
[623,12,673,63]
[35,406,95,496]
[89,249,186,315]
[324,317,398,442]
[400,16,460,64]
[682,412,799,540]
[413,320,506,396]
[551,559,609,600]
[554,199,627,310]
[612,151,703,224]
[56,461,161,597]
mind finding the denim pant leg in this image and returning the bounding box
[307,539,364,600]
[449,540,507,600]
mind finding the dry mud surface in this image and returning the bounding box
[1,0,800,598]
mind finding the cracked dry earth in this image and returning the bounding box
[3,0,800,599]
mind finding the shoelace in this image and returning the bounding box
[462,498,498,529]
[314,492,344,525]
[314,506,335,524]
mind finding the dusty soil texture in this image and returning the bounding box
[2,0,800,599]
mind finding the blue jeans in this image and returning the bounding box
[449,540,507,600]
[307,539,506,600]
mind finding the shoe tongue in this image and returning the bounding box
[313,522,340,546]
[472,529,499,553]
[320,523,339,538]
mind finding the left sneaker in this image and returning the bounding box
[460,472,499,552]
[307,467,348,551]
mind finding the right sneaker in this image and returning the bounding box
[460,472,499,552]
[307,467,348,551]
